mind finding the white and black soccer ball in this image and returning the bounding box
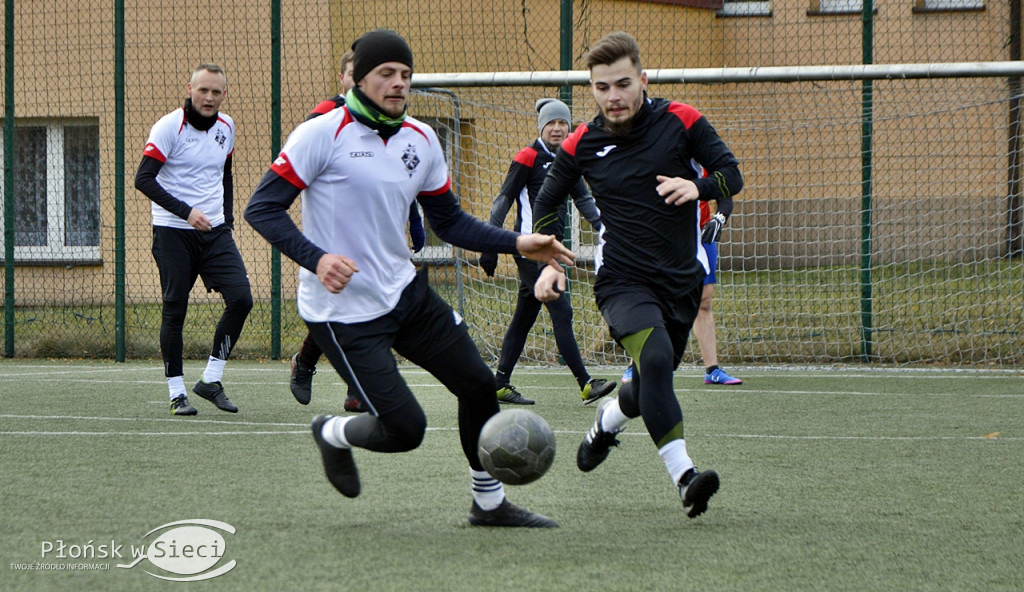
[477,409,556,485]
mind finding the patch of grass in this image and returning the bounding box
[1,361,1022,591]
[5,259,1024,364]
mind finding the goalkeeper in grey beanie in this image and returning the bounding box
[477,96,612,407]
[536,98,572,132]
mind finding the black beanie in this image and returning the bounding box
[351,29,413,83]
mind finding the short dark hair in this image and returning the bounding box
[584,31,641,72]
[339,50,354,74]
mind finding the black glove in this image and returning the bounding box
[701,212,726,244]
[479,252,498,277]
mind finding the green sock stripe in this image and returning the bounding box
[656,422,685,448]
[619,328,654,372]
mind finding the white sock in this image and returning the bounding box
[202,356,226,384]
[167,376,186,399]
[658,439,694,486]
[598,398,630,433]
[321,416,352,449]
[470,468,505,511]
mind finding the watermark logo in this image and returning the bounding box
[116,519,236,582]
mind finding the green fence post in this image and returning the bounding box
[3,0,14,358]
[115,0,126,361]
[270,0,282,359]
[1007,0,1023,258]
[559,0,573,320]
[859,0,875,361]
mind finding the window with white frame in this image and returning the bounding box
[718,0,772,17]
[814,0,870,14]
[0,121,101,262]
[915,0,983,11]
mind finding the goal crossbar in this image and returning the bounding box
[412,61,1024,88]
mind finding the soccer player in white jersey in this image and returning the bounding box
[135,63,253,416]
[245,29,574,528]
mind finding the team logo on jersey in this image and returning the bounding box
[215,128,227,149]
[402,144,420,177]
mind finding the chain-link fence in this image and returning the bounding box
[2,0,1021,365]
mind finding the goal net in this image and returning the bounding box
[407,65,1024,367]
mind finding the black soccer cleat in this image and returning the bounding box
[581,378,617,405]
[497,384,535,405]
[310,415,361,498]
[576,397,621,472]
[192,380,238,413]
[289,353,315,405]
[678,468,720,518]
[468,499,558,528]
[170,394,197,416]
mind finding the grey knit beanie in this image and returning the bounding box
[535,98,571,131]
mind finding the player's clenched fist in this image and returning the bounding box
[534,265,566,303]
[316,253,359,293]
[656,175,699,206]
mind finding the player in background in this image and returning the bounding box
[246,29,573,527]
[619,164,742,392]
[289,49,426,411]
[135,63,253,416]
[478,98,615,406]
[693,188,742,385]
[533,32,742,518]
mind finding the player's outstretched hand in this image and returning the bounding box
[316,253,359,294]
[534,265,566,302]
[516,234,575,269]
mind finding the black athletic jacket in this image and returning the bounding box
[307,95,345,121]
[488,139,601,239]
[533,97,742,295]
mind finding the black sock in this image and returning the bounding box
[705,365,719,374]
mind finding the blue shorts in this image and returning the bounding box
[702,241,717,285]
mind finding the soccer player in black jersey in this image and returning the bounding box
[533,31,743,518]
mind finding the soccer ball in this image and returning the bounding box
[477,409,556,485]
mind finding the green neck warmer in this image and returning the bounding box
[346,87,406,139]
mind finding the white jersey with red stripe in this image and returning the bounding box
[143,107,235,229]
[270,106,450,323]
